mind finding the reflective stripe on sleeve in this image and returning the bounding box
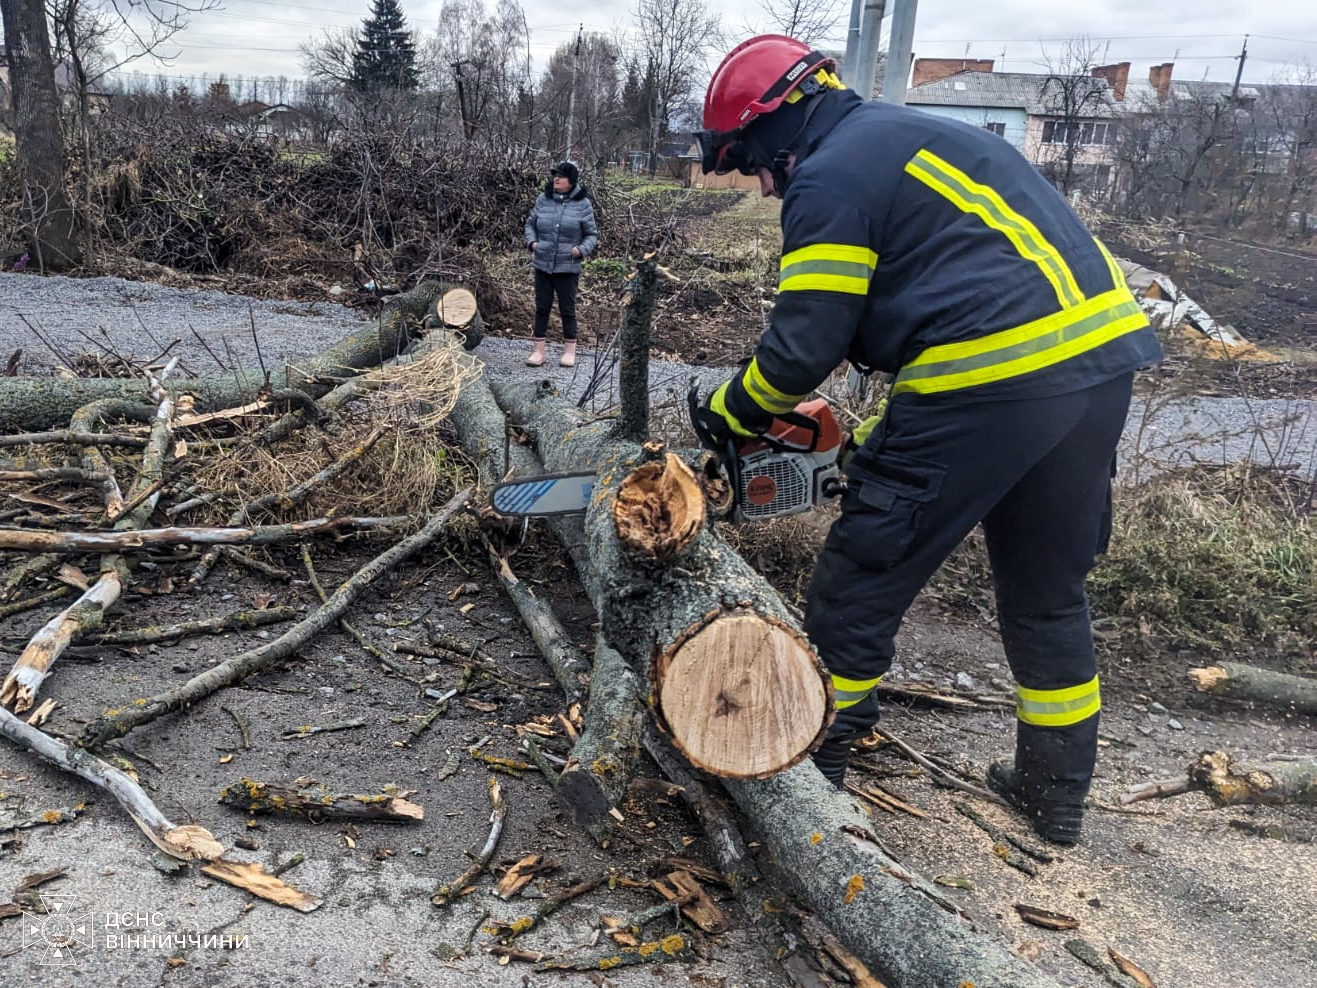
[1016,675,1101,727]
[709,381,757,438]
[891,287,1147,396]
[779,243,877,296]
[904,148,1083,310]
[832,673,882,710]
[741,357,809,415]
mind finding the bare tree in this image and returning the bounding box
[537,33,626,170]
[632,0,722,176]
[754,0,845,47]
[1035,38,1116,197]
[1,0,81,268]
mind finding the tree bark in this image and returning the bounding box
[218,778,424,822]
[490,381,831,780]
[618,256,658,443]
[1188,661,1317,717]
[554,637,647,842]
[0,281,446,433]
[0,0,82,270]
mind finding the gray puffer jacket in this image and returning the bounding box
[524,182,598,275]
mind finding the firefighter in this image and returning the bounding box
[693,35,1163,845]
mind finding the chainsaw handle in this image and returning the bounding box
[759,409,821,453]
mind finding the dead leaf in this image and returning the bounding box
[252,593,273,610]
[1014,903,1079,930]
[56,564,90,591]
[463,698,498,713]
[200,858,321,912]
[610,931,639,947]
[447,582,480,601]
[1109,948,1155,987]
[165,957,186,969]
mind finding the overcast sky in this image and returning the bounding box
[115,0,1317,90]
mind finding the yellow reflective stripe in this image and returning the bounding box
[1093,236,1126,292]
[708,381,756,438]
[779,243,877,297]
[1016,676,1101,727]
[892,288,1146,396]
[741,358,807,415]
[905,149,1083,310]
[832,674,881,710]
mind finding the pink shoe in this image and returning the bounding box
[526,339,547,367]
[559,341,577,367]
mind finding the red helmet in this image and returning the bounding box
[703,35,836,134]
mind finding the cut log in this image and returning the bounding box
[1189,661,1317,716]
[490,380,831,780]
[1187,751,1317,807]
[218,778,424,822]
[0,281,446,433]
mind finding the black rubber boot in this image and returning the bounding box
[812,736,854,789]
[987,760,1084,846]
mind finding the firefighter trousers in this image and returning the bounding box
[803,372,1133,799]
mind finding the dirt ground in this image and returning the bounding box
[2,521,1313,988]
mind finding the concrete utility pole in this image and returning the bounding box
[564,24,583,160]
[1229,34,1249,103]
[842,0,863,89]
[881,0,918,105]
[851,0,886,99]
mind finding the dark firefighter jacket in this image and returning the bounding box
[715,88,1163,433]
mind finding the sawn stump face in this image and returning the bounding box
[658,613,829,780]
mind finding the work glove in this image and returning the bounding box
[840,399,887,471]
[692,380,765,450]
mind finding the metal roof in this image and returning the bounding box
[908,70,1118,117]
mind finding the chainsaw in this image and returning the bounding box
[489,384,845,523]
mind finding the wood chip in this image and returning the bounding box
[1109,947,1155,987]
[494,854,558,900]
[464,699,498,713]
[200,858,321,912]
[24,698,57,727]
[820,933,891,988]
[1014,903,1079,930]
[653,870,729,933]
[15,867,67,893]
[56,564,90,590]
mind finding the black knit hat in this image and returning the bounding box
[551,160,579,186]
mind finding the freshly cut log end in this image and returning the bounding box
[1188,666,1228,692]
[425,288,484,350]
[654,611,832,779]
[613,453,705,563]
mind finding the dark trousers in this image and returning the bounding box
[804,373,1133,797]
[533,269,579,340]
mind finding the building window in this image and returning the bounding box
[983,122,1006,137]
[1041,120,1111,145]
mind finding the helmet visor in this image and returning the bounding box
[695,129,760,176]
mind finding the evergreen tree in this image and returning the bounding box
[350,0,420,93]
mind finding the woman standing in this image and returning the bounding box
[523,161,598,367]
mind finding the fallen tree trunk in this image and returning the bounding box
[436,340,1062,987]
[490,381,831,781]
[1189,661,1317,716]
[0,514,417,553]
[218,778,424,822]
[0,282,445,433]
